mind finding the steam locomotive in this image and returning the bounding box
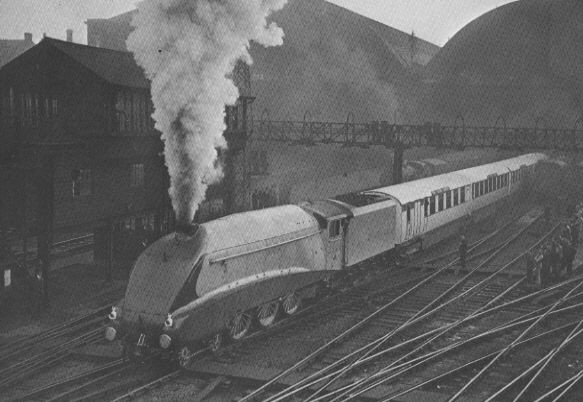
[105,153,546,366]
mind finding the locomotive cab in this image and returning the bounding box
[299,200,352,271]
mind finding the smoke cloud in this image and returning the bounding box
[127,0,287,225]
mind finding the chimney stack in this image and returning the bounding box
[24,32,32,43]
[66,29,73,42]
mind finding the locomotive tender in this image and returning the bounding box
[105,153,546,365]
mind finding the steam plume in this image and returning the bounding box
[127,0,287,225]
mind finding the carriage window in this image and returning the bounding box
[460,187,466,203]
[430,196,436,215]
[329,220,341,238]
[478,181,483,196]
[407,203,412,222]
[453,189,459,206]
[438,193,444,212]
[472,183,476,198]
[446,191,452,209]
[424,198,429,217]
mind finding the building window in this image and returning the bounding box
[430,196,436,215]
[130,163,145,187]
[9,87,14,116]
[438,193,444,212]
[453,189,459,206]
[446,191,452,209]
[460,187,466,203]
[32,94,39,126]
[52,98,58,116]
[72,169,92,197]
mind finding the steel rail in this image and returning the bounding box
[109,370,182,402]
[0,304,109,358]
[0,316,105,364]
[41,362,134,402]
[246,257,474,402]
[51,233,93,248]
[484,324,583,402]
[0,333,102,391]
[42,354,162,402]
[267,277,583,402]
[318,220,558,401]
[511,321,583,402]
[531,370,583,402]
[445,277,583,402]
[379,321,580,402]
[262,220,558,402]
[249,216,528,402]
[0,327,101,378]
[549,371,583,402]
[421,213,522,265]
[332,301,583,402]
[306,218,544,401]
[0,328,102,389]
[13,358,127,401]
[238,260,453,402]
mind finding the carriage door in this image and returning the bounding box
[326,219,345,271]
[413,200,424,236]
[405,202,421,240]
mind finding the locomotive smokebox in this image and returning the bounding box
[175,223,199,237]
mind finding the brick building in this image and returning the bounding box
[0,37,252,278]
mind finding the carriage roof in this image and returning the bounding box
[364,153,547,206]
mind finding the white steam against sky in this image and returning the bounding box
[127,0,287,226]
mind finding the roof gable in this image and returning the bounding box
[44,37,149,89]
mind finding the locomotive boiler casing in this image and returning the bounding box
[117,205,330,348]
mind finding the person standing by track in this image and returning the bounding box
[456,235,468,276]
[525,250,536,288]
[540,244,552,288]
[562,237,575,277]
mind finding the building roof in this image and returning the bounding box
[422,0,583,127]
[0,35,34,67]
[43,38,149,88]
[85,1,440,122]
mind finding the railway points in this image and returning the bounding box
[187,208,579,402]
[3,155,583,402]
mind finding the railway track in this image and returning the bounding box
[0,305,110,395]
[7,207,531,401]
[238,220,580,401]
[211,208,577,402]
[6,206,564,401]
